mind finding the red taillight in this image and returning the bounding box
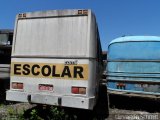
[116,83,126,89]
[72,87,79,94]
[71,87,86,94]
[117,83,126,87]
[12,82,23,89]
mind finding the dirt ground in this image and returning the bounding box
[108,108,160,120]
[0,102,158,120]
[107,94,160,120]
[0,94,160,120]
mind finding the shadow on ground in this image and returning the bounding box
[109,94,160,113]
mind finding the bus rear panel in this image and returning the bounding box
[6,9,102,110]
[108,36,160,97]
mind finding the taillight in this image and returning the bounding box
[12,82,23,89]
[116,83,126,89]
[72,87,79,94]
[71,87,86,94]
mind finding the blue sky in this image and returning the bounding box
[1,0,160,51]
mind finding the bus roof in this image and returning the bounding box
[109,36,160,45]
[17,9,92,19]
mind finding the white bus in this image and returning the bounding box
[6,9,106,110]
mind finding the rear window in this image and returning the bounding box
[13,16,88,57]
[108,41,160,60]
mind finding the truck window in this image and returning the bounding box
[108,41,160,60]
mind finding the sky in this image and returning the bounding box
[1,0,160,51]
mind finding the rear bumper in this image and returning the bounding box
[108,88,160,99]
[6,90,95,110]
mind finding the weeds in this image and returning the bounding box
[4,105,78,120]
[7,107,15,116]
[30,109,43,120]
[6,106,25,120]
[49,106,65,120]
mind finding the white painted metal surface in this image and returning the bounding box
[14,17,88,57]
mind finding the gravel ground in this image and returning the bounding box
[108,108,160,120]
[0,103,34,119]
[0,103,159,120]
[108,94,160,120]
[0,102,159,120]
[0,94,159,120]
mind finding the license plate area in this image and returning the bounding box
[135,84,148,88]
[39,84,53,91]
